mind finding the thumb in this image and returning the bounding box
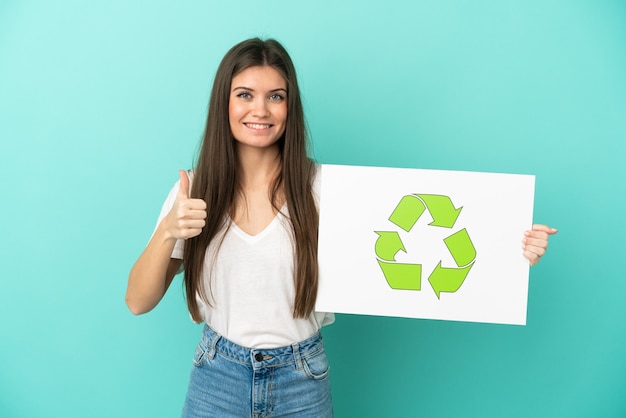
[178,170,190,199]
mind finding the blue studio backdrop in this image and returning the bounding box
[1,1,625,417]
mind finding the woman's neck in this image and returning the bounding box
[236,143,281,189]
[232,144,284,235]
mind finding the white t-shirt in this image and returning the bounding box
[154,173,334,348]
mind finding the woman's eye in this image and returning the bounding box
[269,93,285,101]
[237,92,251,99]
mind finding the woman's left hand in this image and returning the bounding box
[523,224,558,266]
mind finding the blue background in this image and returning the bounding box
[1,1,625,417]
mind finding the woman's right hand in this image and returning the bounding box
[164,170,207,240]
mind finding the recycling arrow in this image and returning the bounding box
[418,194,462,228]
[388,195,426,232]
[388,194,462,231]
[374,231,406,262]
[443,228,476,267]
[377,260,422,290]
[428,261,474,299]
[375,194,477,298]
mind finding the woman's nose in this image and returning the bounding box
[251,98,270,117]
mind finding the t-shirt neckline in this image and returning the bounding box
[228,204,287,244]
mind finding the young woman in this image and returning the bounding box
[126,38,556,417]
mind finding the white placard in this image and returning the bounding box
[316,164,535,325]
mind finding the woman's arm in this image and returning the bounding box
[523,224,558,266]
[126,226,183,315]
[125,170,207,315]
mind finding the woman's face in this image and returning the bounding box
[228,65,288,151]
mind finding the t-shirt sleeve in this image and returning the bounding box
[315,311,335,327]
[151,179,185,260]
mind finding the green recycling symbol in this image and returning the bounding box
[374,194,477,298]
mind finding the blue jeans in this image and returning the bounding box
[181,325,333,418]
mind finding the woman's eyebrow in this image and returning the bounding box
[232,86,287,93]
[232,86,253,91]
[266,88,288,96]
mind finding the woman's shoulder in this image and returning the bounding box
[309,159,321,178]
[311,162,321,205]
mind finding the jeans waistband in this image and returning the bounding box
[199,324,324,370]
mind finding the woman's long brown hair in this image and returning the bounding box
[183,38,318,322]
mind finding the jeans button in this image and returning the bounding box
[255,353,263,362]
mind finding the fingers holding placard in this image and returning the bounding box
[523,224,558,266]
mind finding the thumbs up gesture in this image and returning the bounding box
[164,170,207,240]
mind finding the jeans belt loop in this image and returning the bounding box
[207,329,220,360]
[292,342,303,371]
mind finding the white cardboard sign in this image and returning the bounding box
[316,164,535,325]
